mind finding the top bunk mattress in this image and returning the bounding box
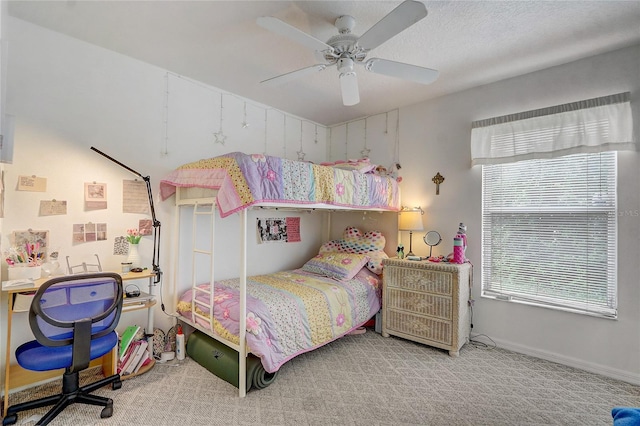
[160,152,401,217]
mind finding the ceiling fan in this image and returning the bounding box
[257,0,439,106]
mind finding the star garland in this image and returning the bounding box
[297,120,306,161]
[361,117,370,158]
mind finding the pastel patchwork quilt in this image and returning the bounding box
[176,267,381,373]
[160,152,401,217]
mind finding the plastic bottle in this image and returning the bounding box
[457,223,467,254]
[176,325,185,361]
[453,237,464,264]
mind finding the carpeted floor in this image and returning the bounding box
[3,330,639,425]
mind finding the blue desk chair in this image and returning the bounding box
[2,273,124,426]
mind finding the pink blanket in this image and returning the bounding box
[176,267,381,373]
[160,152,401,217]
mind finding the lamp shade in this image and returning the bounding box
[398,209,424,231]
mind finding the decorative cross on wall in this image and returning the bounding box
[432,172,445,195]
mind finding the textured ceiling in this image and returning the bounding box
[8,1,640,126]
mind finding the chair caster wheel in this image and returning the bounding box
[112,380,122,390]
[101,400,114,418]
[2,414,18,425]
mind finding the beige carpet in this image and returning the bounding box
[3,330,639,425]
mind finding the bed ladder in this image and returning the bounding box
[189,202,217,334]
[187,202,249,397]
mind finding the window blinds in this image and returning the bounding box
[482,152,617,317]
[474,92,631,318]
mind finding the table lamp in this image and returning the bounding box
[398,207,424,257]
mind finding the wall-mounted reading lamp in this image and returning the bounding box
[90,147,161,284]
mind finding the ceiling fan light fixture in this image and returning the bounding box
[337,57,355,73]
[339,71,360,106]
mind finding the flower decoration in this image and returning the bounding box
[366,275,380,289]
[246,312,262,335]
[266,169,276,181]
[126,229,142,244]
[213,291,233,304]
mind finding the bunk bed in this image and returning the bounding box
[160,152,401,397]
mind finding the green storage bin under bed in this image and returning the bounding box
[186,330,278,391]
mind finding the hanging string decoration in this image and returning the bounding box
[297,120,306,161]
[242,102,250,129]
[283,114,287,157]
[162,72,170,155]
[360,117,371,158]
[213,93,227,145]
[263,109,268,154]
[384,111,389,135]
[392,109,402,182]
[329,126,333,159]
[345,122,350,159]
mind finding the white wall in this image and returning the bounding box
[0,17,336,376]
[331,44,640,384]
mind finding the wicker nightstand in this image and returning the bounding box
[381,259,472,356]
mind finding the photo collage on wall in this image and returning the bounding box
[256,217,300,243]
[72,222,107,244]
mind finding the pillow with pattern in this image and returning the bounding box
[301,252,370,281]
[319,227,388,274]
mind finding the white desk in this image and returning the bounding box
[2,270,156,416]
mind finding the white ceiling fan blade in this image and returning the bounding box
[365,58,439,85]
[257,16,334,54]
[261,64,327,86]
[357,0,428,51]
[339,72,360,106]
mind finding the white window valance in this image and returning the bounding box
[471,92,635,166]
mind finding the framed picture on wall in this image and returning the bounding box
[85,182,107,210]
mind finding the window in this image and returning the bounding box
[481,152,617,317]
[471,92,633,319]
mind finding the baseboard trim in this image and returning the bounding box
[487,337,640,386]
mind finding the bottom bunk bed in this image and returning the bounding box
[176,263,382,389]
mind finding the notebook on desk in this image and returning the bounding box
[1,279,36,291]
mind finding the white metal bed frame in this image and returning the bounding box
[170,186,395,397]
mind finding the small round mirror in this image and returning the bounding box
[423,231,442,257]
